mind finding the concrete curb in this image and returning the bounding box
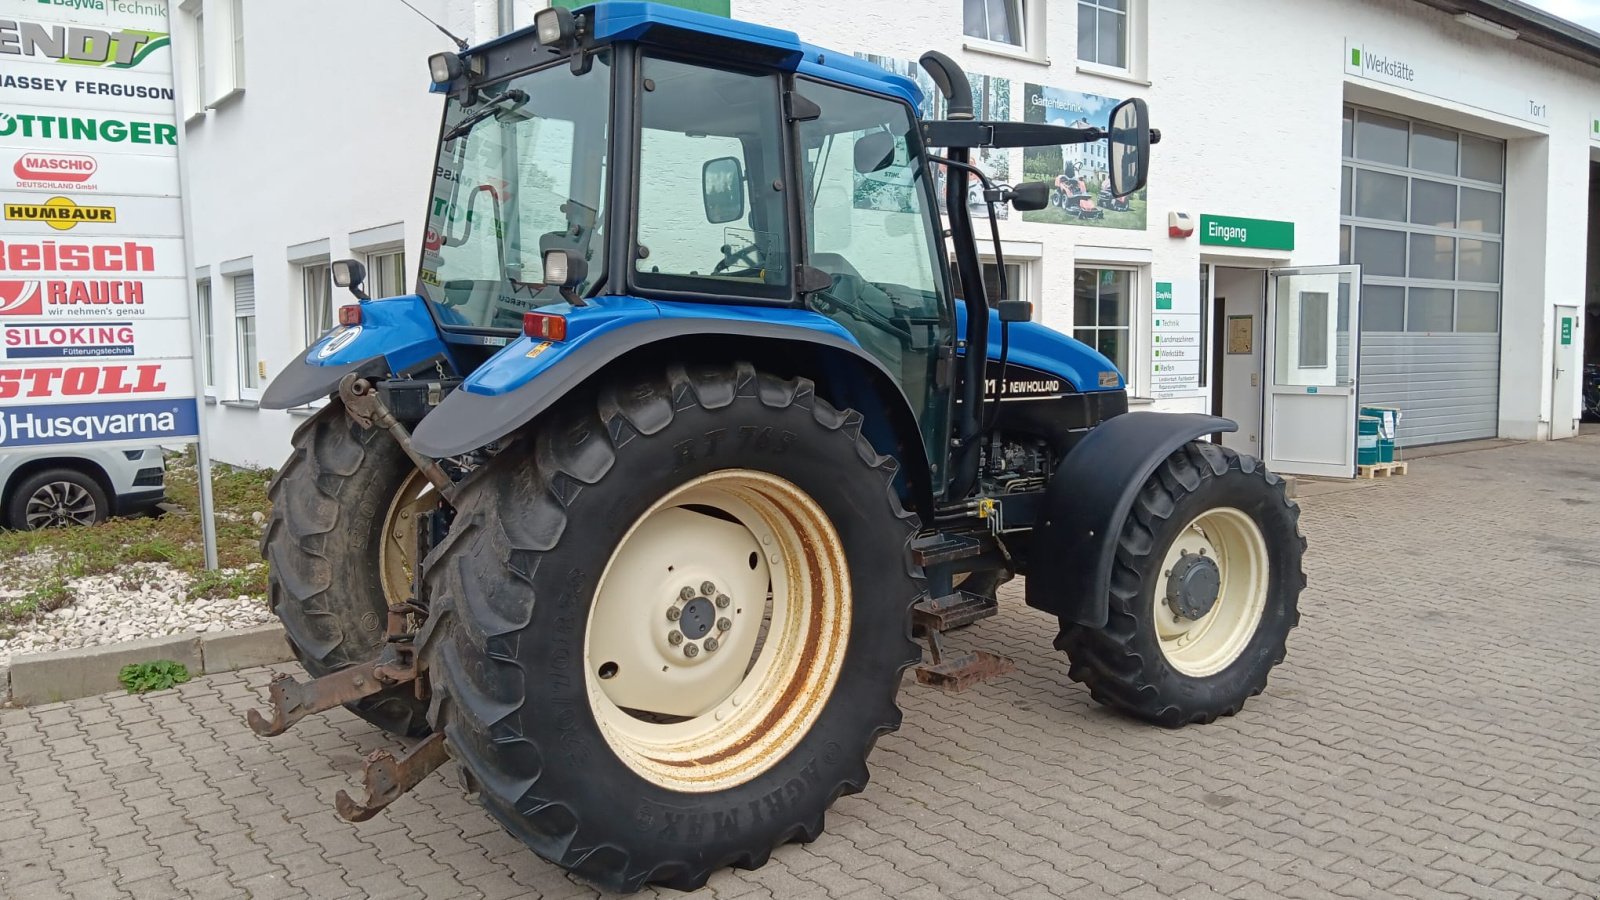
[2,623,294,708]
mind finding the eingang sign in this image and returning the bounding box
[1198,215,1295,251]
[0,1,195,451]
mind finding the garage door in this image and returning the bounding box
[1340,107,1504,446]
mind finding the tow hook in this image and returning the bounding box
[338,373,458,504]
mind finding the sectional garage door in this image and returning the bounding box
[1341,107,1504,446]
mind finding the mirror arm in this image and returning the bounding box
[923,120,1103,149]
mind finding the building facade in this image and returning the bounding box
[178,0,1600,470]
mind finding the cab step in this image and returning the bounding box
[913,590,999,632]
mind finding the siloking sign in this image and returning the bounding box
[0,0,196,450]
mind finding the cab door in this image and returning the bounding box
[791,78,956,488]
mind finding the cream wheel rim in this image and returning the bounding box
[584,469,850,793]
[1153,507,1269,678]
[378,469,438,606]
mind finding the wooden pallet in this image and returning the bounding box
[1357,461,1409,479]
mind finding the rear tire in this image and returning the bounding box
[1056,442,1304,726]
[420,362,922,892]
[262,403,432,737]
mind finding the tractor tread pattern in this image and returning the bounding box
[1056,442,1305,727]
[419,362,921,893]
[261,403,429,737]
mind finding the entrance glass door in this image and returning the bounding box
[1262,266,1361,478]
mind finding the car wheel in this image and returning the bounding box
[7,468,109,530]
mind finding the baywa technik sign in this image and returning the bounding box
[1022,84,1147,231]
[0,0,196,450]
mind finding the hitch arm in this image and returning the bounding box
[338,373,457,503]
[335,732,450,822]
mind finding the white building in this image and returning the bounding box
[178,0,1600,472]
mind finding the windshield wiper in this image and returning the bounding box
[442,90,530,142]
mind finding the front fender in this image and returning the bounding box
[260,295,453,409]
[1024,412,1237,626]
[409,299,907,459]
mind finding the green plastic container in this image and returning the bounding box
[1357,416,1382,467]
[1360,405,1400,463]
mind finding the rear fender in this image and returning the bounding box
[1024,412,1237,626]
[260,295,454,409]
[408,299,934,514]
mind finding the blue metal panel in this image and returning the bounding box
[303,295,458,375]
[451,2,920,108]
[458,296,864,397]
[954,304,1125,392]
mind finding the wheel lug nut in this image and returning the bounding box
[715,594,730,609]
[683,643,700,658]
[666,607,681,621]
[717,617,731,632]
[704,637,719,652]
[679,586,696,601]
[668,630,683,645]
[701,581,717,596]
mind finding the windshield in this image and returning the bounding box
[419,54,611,329]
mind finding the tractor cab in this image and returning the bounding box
[399,1,1151,500]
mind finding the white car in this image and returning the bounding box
[0,446,166,530]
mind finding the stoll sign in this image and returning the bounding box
[0,1,196,450]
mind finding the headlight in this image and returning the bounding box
[428,52,461,86]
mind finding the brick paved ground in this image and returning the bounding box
[2,435,1598,899]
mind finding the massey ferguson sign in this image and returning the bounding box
[0,3,197,450]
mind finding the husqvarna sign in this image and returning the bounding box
[0,0,195,449]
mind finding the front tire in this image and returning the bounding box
[262,403,434,737]
[1056,442,1304,726]
[420,363,922,892]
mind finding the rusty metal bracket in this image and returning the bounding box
[338,373,457,503]
[911,608,1015,693]
[246,655,419,737]
[335,732,450,822]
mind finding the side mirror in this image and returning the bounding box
[853,131,897,174]
[702,156,746,225]
[1008,181,1051,211]
[331,258,370,301]
[1105,97,1152,198]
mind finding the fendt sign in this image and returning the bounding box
[0,1,195,449]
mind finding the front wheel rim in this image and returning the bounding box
[1153,507,1270,677]
[584,469,850,794]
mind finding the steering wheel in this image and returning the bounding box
[712,243,762,276]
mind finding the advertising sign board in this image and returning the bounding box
[0,0,198,455]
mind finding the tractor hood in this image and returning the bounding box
[955,305,1126,393]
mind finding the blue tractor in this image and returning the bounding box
[250,3,1304,891]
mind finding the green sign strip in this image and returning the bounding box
[1155,281,1173,311]
[1561,317,1573,346]
[1198,214,1295,251]
[551,0,732,15]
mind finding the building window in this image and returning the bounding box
[1074,266,1134,377]
[302,263,333,346]
[180,2,205,118]
[965,0,1024,46]
[1298,291,1330,368]
[233,273,258,398]
[197,279,216,389]
[366,248,408,298]
[1077,0,1128,69]
[231,0,246,88]
[1341,106,1504,334]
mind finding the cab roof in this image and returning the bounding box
[465,1,924,109]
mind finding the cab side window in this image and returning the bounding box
[634,57,789,299]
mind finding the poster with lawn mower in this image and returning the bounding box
[1022,83,1149,230]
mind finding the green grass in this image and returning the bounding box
[0,448,274,627]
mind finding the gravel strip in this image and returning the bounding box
[0,562,272,669]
